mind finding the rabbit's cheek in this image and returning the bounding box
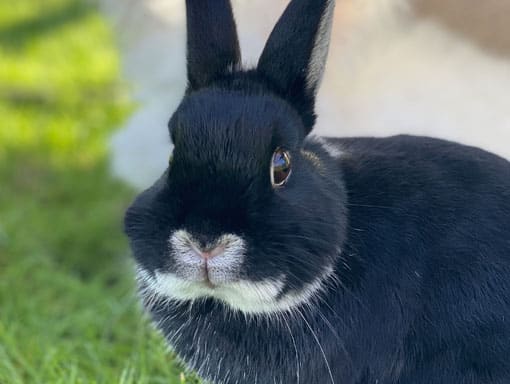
[215,271,334,314]
[136,268,210,302]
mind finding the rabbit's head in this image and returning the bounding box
[125,0,347,315]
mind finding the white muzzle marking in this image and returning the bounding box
[135,230,336,315]
[169,230,245,285]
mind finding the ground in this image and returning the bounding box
[0,0,198,382]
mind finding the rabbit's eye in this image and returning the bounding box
[168,153,174,167]
[271,148,292,188]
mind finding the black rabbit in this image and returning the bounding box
[124,0,510,382]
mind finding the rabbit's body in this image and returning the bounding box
[138,136,510,383]
[125,0,510,382]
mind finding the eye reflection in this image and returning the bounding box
[271,148,292,187]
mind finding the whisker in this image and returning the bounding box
[282,314,301,384]
[296,308,336,384]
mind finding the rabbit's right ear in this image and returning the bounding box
[257,0,335,135]
[185,0,241,91]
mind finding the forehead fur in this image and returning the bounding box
[170,88,302,161]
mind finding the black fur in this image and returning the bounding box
[258,0,333,133]
[185,0,241,91]
[124,1,510,383]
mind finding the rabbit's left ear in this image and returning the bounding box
[257,0,335,134]
[185,0,241,91]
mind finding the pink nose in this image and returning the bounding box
[198,245,225,261]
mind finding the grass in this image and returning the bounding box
[0,0,198,382]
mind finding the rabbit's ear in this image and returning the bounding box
[185,0,241,91]
[257,0,335,134]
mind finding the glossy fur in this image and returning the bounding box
[124,0,510,383]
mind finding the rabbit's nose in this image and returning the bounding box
[192,231,219,249]
[198,245,225,261]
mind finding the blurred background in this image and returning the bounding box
[108,0,510,189]
[1,0,509,383]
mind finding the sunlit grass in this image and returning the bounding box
[0,0,127,166]
[0,0,198,382]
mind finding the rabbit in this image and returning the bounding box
[124,0,510,383]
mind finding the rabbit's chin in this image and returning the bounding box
[135,266,335,315]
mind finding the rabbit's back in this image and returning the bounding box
[323,134,510,382]
[332,134,510,280]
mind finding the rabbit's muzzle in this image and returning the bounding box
[169,229,245,286]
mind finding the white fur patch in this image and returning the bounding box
[136,265,336,315]
[313,136,345,158]
[169,230,245,285]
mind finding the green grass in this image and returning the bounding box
[0,0,198,382]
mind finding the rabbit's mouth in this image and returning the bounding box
[135,264,335,315]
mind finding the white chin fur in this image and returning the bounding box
[136,266,335,315]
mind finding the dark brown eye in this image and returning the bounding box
[271,148,292,187]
